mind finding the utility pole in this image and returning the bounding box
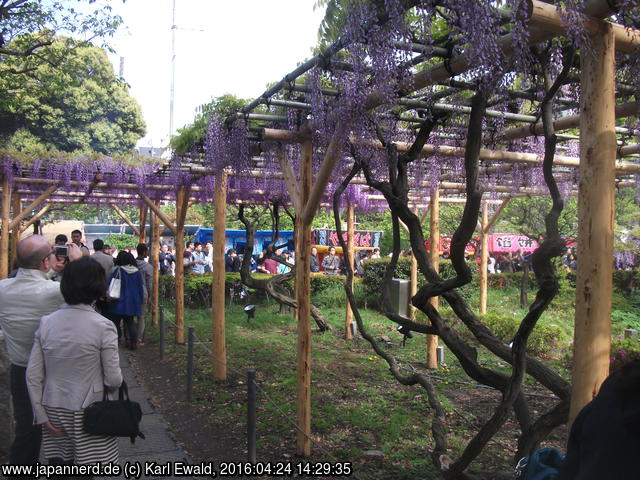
[169,0,176,143]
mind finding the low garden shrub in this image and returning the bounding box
[610,337,640,372]
[479,314,564,357]
[158,271,358,309]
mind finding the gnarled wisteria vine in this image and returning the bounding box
[1,0,639,476]
[197,0,640,477]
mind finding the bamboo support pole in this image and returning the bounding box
[479,202,489,315]
[345,203,354,340]
[11,193,21,266]
[151,205,160,326]
[212,171,227,381]
[259,130,640,174]
[174,185,190,345]
[296,137,313,457]
[109,204,141,237]
[500,101,638,141]
[364,0,620,111]
[528,0,640,53]
[618,144,640,156]
[1,177,12,279]
[20,204,52,234]
[426,188,439,369]
[9,184,58,230]
[569,22,616,429]
[139,205,148,243]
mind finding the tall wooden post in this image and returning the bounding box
[1,177,12,279]
[151,205,160,326]
[174,186,188,344]
[344,203,355,340]
[479,202,489,315]
[426,188,440,369]
[11,193,21,266]
[569,23,616,427]
[295,137,313,456]
[139,205,148,243]
[212,171,227,381]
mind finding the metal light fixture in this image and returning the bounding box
[396,325,413,346]
[244,304,256,321]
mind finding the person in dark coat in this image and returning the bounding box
[107,251,144,351]
[225,249,241,273]
[559,359,640,480]
[310,247,320,273]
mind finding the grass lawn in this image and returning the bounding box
[141,277,590,478]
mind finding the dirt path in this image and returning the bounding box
[130,340,246,465]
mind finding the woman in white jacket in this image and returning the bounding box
[27,257,122,465]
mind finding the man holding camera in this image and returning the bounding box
[0,235,82,471]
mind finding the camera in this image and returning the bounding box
[55,245,69,257]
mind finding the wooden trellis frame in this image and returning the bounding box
[0,0,638,461]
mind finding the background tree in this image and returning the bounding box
[496,196,579,240]
[0,0,121,62]
[0,37,145,153]
[171,94,248,154]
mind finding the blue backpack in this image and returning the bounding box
[514,447,565,480]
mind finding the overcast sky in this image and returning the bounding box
[106,1,326,148]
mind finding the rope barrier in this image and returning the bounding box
[156,302,558,477]
[156,307,364,478]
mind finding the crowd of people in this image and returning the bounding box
[0,230,632,476]
[155,242,383,277]
[0,234,127,470]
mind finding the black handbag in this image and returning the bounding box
[83,381,145,443]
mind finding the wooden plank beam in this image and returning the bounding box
[20,204,52,234]
[300,121,349,225]
[109,204,141,237]
[277,148,301,213]
[570,22,616,428]
[138,190,177,235]
[483,197,512,235]
[212,171,227,381]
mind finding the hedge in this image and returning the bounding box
[361,257,540,309]
[158,271,351,308]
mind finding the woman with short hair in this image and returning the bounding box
[26,256,122,465]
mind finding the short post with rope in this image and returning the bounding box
[187,326,195,402]
[159,306,165,361]
[247,369,257,463]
